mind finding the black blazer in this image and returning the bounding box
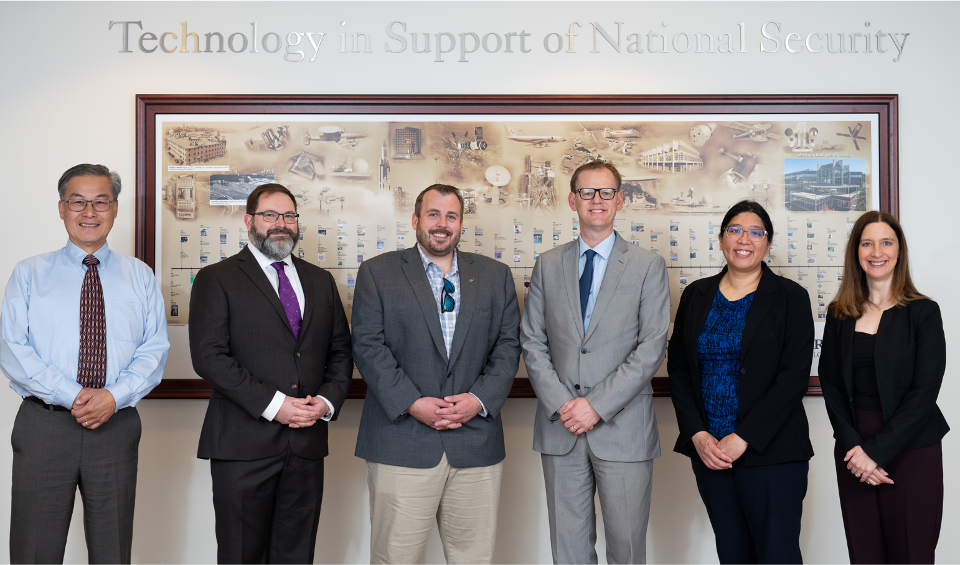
[189,245,353,461]
[818,299,948,468]
[669,263,815,467]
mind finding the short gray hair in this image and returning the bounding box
[57,164,122,200]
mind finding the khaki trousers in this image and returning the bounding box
[367,453,502,564]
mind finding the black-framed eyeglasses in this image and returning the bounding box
[251,211,300,224]
[61,198,116,212]
[574,188,619,200]
[723,226,768,242]
[441,279,456,313]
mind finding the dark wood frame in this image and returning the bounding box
[136,94,899,400]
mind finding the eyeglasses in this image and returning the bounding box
[574,188,619,200]
[61,199,115,212]
[441,279,456,313]
[251,211,299,224]
[723,226,768,242]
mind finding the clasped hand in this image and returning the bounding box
[692,431,748,470]
[275,395,329,428]
[844,445,894,486]
[559,398,600,435]
[71,388,116,430]
[408,393,481,431]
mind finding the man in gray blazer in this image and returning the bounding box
[353,184,521,564]
[521,162,670,564]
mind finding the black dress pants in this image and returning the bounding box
[210,446,325,564]
[691,456,808,564]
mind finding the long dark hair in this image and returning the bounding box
[829,211,926,319]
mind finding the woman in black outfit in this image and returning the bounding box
[669,201,814,564]
[819,211,948,563]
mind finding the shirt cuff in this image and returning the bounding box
[469,392,488,417]
[317,395,335,421]
[262,391,285,421]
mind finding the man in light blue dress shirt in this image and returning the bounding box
[0,164,169,564]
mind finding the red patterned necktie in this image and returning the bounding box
[78,255,106,388]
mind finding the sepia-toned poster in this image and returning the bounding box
[154,113,880,376]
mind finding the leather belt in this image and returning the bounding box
[25,395,70,412]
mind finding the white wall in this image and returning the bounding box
[0,2,957,563]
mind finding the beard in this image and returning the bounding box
[249,223,298,261]
[416,223,460,257]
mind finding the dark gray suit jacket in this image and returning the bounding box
[352,247,521,468]
[189,245,353,461]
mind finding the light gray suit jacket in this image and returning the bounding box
[353,247,521,468]
[521,233,670,462]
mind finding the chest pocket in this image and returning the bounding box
[109,300,143,342]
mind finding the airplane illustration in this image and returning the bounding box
[837,123,866,151]
[721,121,781,143]
[602,127,640,139]
[503,124,566,147]
[303,125,369,150]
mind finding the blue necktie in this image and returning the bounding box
[579,249,597,324]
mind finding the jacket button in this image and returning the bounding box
[291,384,298,390]
[574,384,581,390]
[581,348,587,354]
[740,368,746,375]
[296,352,301,358]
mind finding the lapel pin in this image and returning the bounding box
[469,278,474,283]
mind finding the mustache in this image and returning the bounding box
[429,228,453,237]
[267,227,295,237]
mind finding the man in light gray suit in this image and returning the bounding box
[521,161,670,564]
[353,184,521,564]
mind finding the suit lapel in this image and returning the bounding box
[739,264,777,363]
[237,246,293,337]
[840,315,856,397]
[401,247,448,360]
[447,253,477,369]
[688,273,721,388]
[562,242,586,341]
[292,257,315,342]
[583,235,628,343]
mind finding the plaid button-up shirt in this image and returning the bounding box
[417,245,461,358]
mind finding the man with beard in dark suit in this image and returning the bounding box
[189,183,352,563]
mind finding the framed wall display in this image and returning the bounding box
[136,94,898,399]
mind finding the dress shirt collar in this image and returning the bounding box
[578,231,616,260]
[246,241,292,270]
[64,240,112,271]
[416,244,459,277]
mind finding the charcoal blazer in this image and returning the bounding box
[669,263,815,467]
[189,245,353,461]
[521,233,670,462]
[818,299,948,468]
[352,247,521,469]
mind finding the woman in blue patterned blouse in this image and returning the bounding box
[669,201,815,564]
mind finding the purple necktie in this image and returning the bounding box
[271,261,302,340]
[78,255,106,388]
